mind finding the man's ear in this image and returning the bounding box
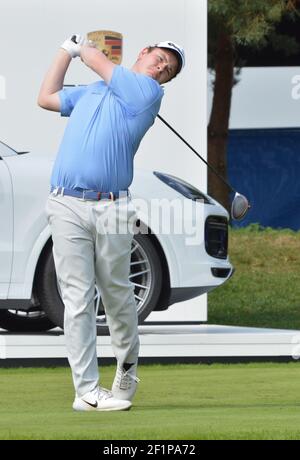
[137,47,150,60]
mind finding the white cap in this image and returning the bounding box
[155,41,185,74]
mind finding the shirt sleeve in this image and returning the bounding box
[58,85,88,117]
[108,65,164,116]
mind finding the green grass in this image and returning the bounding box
[0,363,300,440]
[208,225,300,329]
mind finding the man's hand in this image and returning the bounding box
[61,34,86,58]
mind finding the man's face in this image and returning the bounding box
[135,47,179,84]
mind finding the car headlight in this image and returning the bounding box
[153,171,213,204]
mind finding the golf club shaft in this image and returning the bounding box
[157,115,235,194]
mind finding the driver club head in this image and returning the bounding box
[231,193,251,221]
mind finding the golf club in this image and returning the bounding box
[157,114,250,221]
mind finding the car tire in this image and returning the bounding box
[0,294,56,332]
[36,234,163,334]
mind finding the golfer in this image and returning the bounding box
[38,34,185,411]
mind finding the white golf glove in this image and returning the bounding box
[61,34,86,58]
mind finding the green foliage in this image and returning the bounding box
[208,0,299,66]
[209,0,287,44]
[268,30,300,55]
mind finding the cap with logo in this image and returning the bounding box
[155,41,185,74]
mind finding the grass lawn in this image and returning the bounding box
[0,363,300,440]
[208,225,300,330]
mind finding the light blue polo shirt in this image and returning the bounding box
[51,65,164,192]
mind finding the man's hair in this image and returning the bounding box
[146,46,180,81]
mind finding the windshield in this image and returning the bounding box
[0,141,18,157]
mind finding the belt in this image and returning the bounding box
[50,186,129,201]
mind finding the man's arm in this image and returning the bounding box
[80,44,116,84]
[38,35,84,111]
[37,49,71,112]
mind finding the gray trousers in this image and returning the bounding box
[45,192,140,397]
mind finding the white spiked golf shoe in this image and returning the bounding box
[112,362,140,401]
[73,385,131,412]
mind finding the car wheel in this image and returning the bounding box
[0,291,56,332]
[37,234,163,334]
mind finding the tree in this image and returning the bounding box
[208,0,300,211]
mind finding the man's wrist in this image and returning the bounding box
[59,47,73,61]
[80,45,99,65]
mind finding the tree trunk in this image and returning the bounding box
[208,32,234,212]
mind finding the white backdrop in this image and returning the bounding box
[0,0,207,321]
[208,67,300,129]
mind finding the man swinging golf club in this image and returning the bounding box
[38,34,185,411]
